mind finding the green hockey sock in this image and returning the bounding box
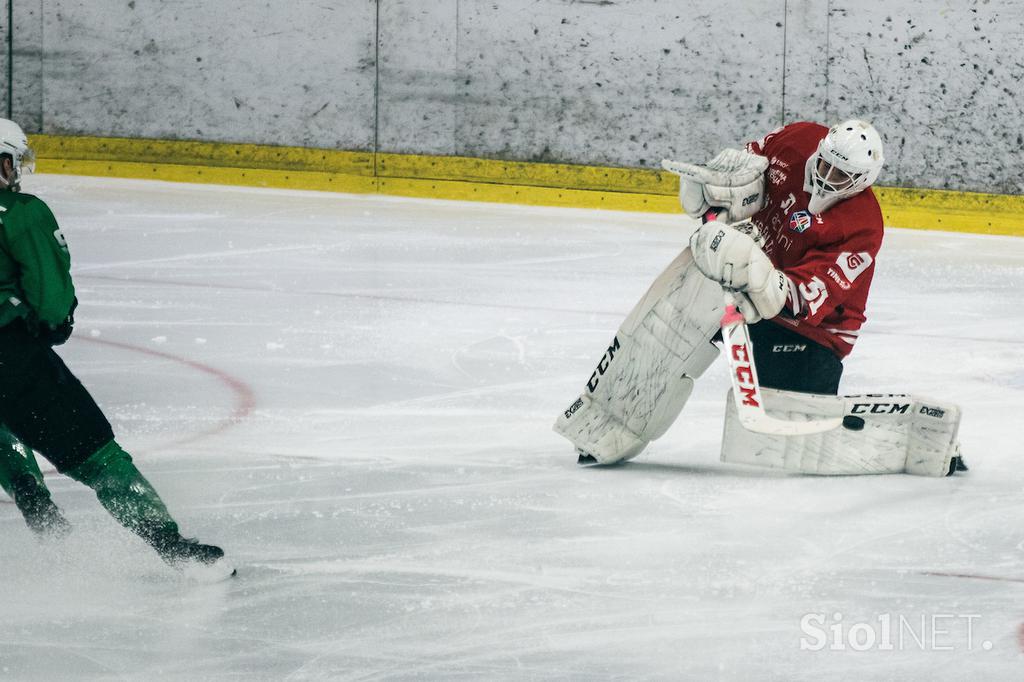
[0,426,47,498]
[64,440,180,545]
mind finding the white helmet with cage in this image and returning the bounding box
[804,120,884,215]
[0,118,35,190]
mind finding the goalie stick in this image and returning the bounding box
[695,207,842,436]
[720,290,843,435]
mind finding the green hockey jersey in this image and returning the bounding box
[0,191,75,329]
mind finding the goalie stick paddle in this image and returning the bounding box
[696,209,841,436]
[720,291,844,436]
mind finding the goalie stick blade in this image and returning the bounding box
[735,409,844,436]
[720,296,843,436]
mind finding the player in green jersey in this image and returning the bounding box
[0,118,232,576]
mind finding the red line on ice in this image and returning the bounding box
[78,336,257,452]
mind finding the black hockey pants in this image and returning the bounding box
[0,320,114,472]
[746,320,844,395]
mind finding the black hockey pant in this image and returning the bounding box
[0,319,114,473]
[747,320,844,395]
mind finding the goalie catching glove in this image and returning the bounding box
[662,148,768,223]
[689,219,788,323]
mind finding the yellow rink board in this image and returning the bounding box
[29,135,1024,237]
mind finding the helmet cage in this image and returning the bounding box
[809,155,871,197]
[803,120,884,214]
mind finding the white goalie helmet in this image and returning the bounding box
[804,120,884,215]
[0,118,35,190]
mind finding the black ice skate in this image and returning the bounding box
[945,444,968,476]
[12,474,71,539]
[947,453,969,476]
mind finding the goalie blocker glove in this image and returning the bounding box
[689,219,788,323]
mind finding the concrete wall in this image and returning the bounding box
[1,0,1021,193]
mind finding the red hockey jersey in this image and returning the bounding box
[746,121,884,359]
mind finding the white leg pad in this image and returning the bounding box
[554,247,723,464]
[553,394,650,465]
[721,388,962,477]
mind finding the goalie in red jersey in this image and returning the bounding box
[554,120,965,477]
[683,120,886,395]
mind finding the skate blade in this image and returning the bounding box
[179,559,237,583]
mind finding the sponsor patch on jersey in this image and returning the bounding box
[788,210,812,233]
[826,267,852,291]
[768,168,787,186]
[836,251,873,282]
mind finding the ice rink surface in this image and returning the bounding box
[2,174,1023,680]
